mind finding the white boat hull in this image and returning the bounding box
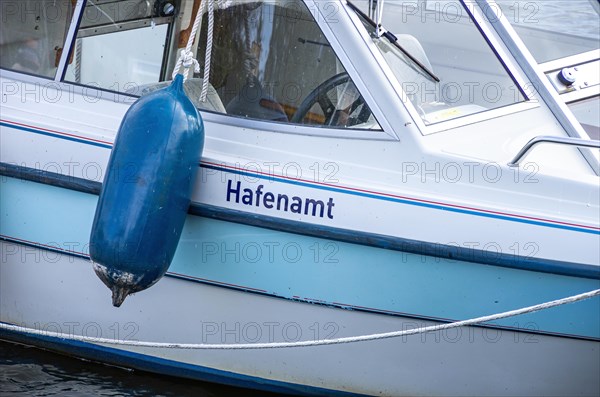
[2,240,598,396]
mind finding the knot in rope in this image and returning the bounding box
[180,50,201,74]
[170,0,215,102]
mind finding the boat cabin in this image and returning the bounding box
[1,0,597,153]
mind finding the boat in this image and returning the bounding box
[1,0,599,395]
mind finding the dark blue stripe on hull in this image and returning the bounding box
[0,121,113,149]
[1,161,599,279]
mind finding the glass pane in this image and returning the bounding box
[65,25,168,92]
[496,0,600,64]
[0,0,72,78]
[569,97,600,141]
[350,0,527,125]
[194,0,380,129]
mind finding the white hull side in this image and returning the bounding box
[1,241,598,397]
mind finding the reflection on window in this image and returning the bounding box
[351,0,526,125]
[194,0,380,129]
[496,0,600,64]
[0,0,72,78]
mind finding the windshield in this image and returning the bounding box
[496,0,600,64]
[349,0,527,126]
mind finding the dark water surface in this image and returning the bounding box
[0,340,288,397]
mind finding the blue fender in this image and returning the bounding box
[90,74,204,307]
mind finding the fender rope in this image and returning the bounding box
[171,0,216,102]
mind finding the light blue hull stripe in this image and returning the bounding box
[1,174,599,339]
[2,162,599,280]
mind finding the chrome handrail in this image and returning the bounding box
[508,136,600,167]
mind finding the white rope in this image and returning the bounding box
[199,0,215,102]
[1,289,598,350]
[171,0,215,102]
[172,0,206,81]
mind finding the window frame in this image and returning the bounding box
[344,0,541,135]
[64,22,172,91]
[0,0,83,81]
[493,1,599,107]
[46,0,396,140]
[469,0,599,172]
[55,0,86,82]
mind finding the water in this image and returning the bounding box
[496,0,599,62]
[496,0,600,38]
[0,340,287,397]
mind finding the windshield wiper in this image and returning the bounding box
[346,1,440,83]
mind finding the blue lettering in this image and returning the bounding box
[225,179,334,219]
[242,188,254,205]
[226,180,241,203]
[290,197,302,214]
[264,192,275,209]
[326,198,335,219]
[277,194,289,211]
[304,199,324,217]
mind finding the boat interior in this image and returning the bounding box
[0,0,598,171]
[0,0,568,127]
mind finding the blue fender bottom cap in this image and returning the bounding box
[90,74,204,307]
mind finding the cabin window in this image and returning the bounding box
[64,1,171,92]
[569,97,600,140]
[62,0,380,130]
[496,0,599,64]
[65,25,169,92]
[0,0,73,78]
[191,0,380,129]
[350,0,527,125]
[496,0,599,136]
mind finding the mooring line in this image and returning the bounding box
[1,289,598,349]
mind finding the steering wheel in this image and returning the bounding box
[290,72,372,126]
